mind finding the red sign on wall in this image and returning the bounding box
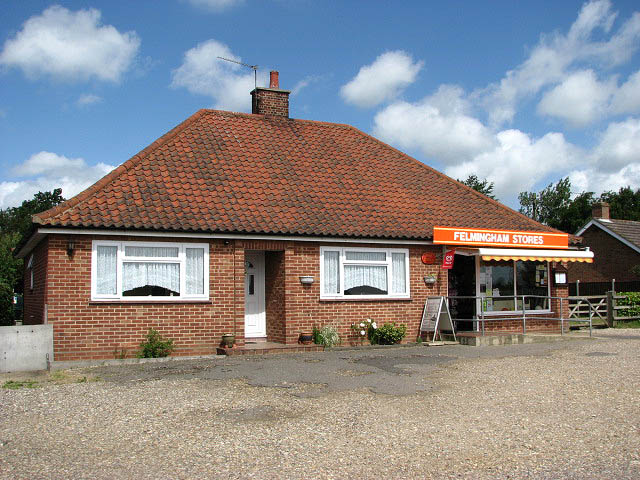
[421,252,436,264]
[442,249,456,269]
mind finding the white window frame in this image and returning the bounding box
[27,254,34,291]
[476,257,551,315]
[320,246,410,300]
[91,240,209,302]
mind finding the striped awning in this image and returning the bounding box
[461,247,594,263]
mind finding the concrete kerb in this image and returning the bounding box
[51,354,225,371]
[49,334,593,371]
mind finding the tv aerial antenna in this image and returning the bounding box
[217,56,258,88]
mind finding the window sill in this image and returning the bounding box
[89,299,212,305]
[320,297,412,302]
[481,309,552,316]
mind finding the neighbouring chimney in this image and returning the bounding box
[592,202,610,220]
[251,70,290,117]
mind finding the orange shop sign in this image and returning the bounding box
[433,226,568,249]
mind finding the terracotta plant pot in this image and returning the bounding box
[299,332,313,345]
[221,334,235,348]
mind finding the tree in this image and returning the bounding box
[0,189,65,324]
[0,233,21,325]
[0,188,65,239]
[600,187,640,221]
[518,178,595,233]
[459,175,496,199]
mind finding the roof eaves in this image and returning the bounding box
[582,218,640,255]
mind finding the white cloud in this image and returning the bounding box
[186,0,244,12]
[0,5,140,82]
[569,163,640,195]
[590,118,640,172]
[537,70,617,127]
[76,94,103,107]
[445,130,581,200]
[373,85,495,163]
[610,70,640,115]
[171,39,267,112]
[291,75,321,96]
[0,151,115,209]
[478,0,640,126]
[341,50,423,108]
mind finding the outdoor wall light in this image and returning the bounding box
[67,239,75,258]
[299,276,314,285]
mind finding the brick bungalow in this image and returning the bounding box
[16,72,593,361]
[569,202,640,291]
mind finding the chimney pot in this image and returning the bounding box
[269,71,279,89]
[592,202,610,220]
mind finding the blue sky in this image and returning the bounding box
[1,0,640,210]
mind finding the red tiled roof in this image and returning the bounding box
[34,109,563,240]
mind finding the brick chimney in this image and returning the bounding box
[251,71,290,117]
[592,202,610,220]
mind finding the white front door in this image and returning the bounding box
[244,251,266,338]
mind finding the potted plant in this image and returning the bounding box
[424,274,437,285]
[299,331,313,345]
[221,333,235,348]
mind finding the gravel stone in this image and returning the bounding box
[1,329,639,479]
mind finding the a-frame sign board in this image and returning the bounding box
[420,296,456,343]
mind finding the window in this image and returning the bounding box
[320,247,410,299]
[478,259,549,312]
[91,241,208,301]
[27,254,34,290]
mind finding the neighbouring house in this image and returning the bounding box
[16,72,593,361]
[569,202,640,294]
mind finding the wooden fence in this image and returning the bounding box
[569,292,640,327]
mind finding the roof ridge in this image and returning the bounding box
[342,124,563,235]
[200,108,354,129]
[33,109,208,224]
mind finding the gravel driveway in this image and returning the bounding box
[1,329,639,479]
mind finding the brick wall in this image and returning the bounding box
[568,226,640,283]
[281,242,446,345]
[35,234,568,361]
[45,234,243,360]
[22,236,49,325]
[251,87,290,117]
[265,250,286,343]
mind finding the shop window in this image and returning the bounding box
[320,247,409,299]
[516,262,549,310]
[479,260,549,313]
[92,241,208,301]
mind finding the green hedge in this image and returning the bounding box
[617,292,640,318]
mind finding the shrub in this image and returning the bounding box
[617,292,640,318]
[351,318,377,343]
[313,325,341,348]
[370,322,407,345]
[0,282,15,326]
[137,329,175,358]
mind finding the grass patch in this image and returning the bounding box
[614,319,640,328]
[2,380,39,389]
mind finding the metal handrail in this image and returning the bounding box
[445,294,593,337]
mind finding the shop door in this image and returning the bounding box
[448,254,476,331]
